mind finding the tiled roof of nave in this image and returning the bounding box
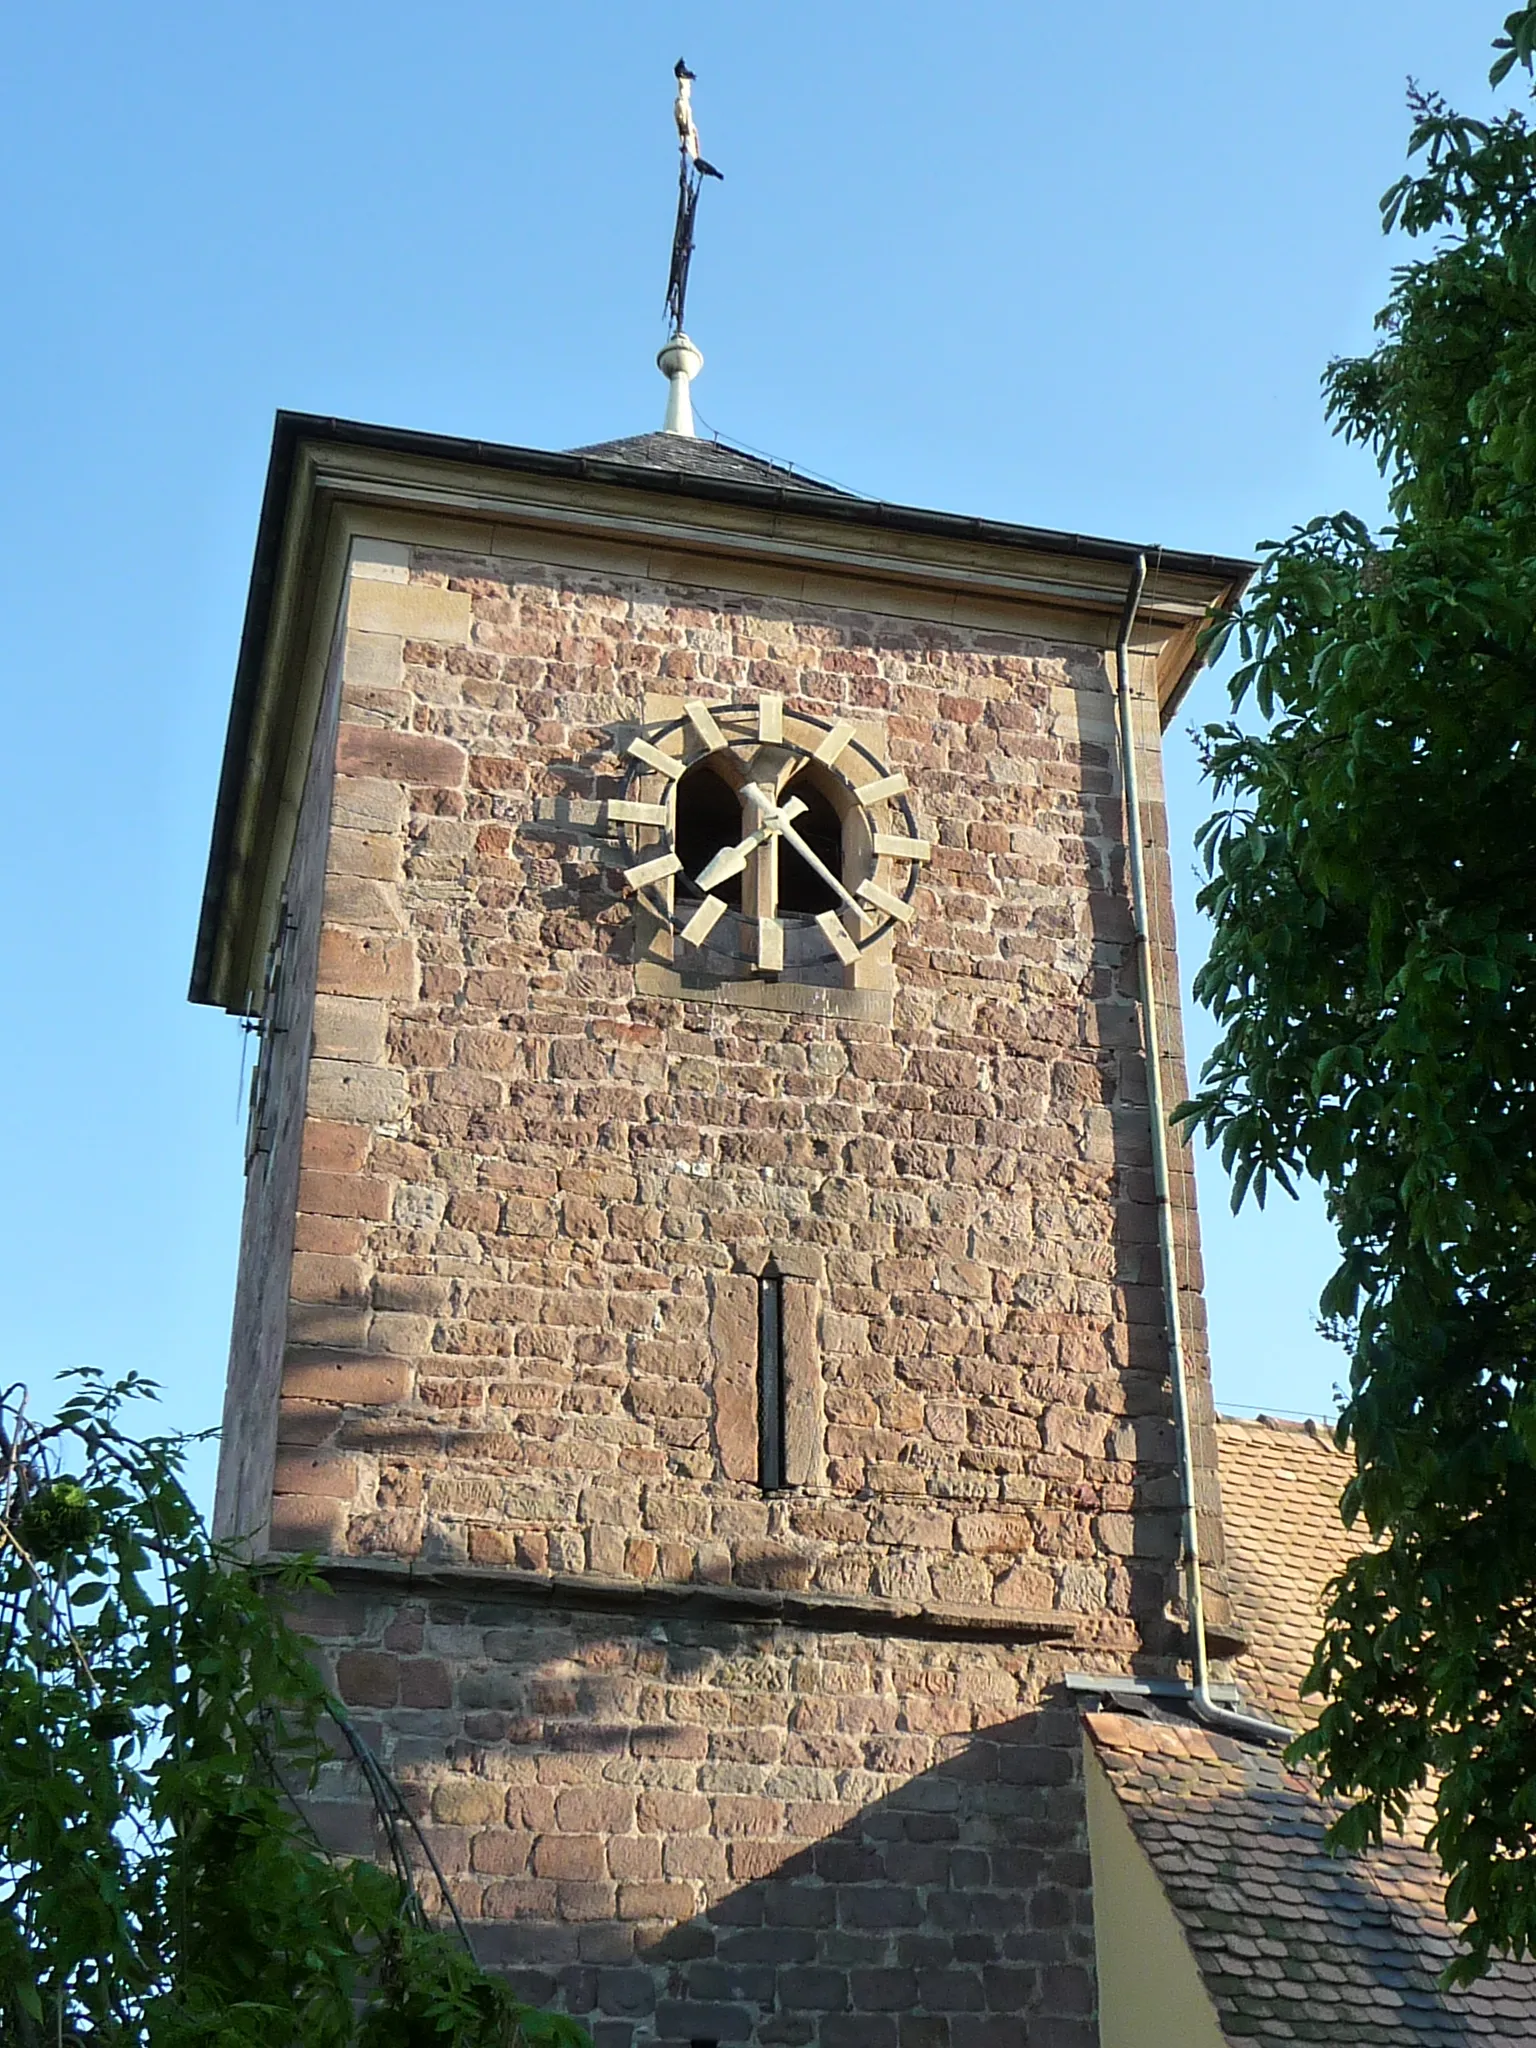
[1218,1415,1362,1727]
[1083,1418,1536,2045]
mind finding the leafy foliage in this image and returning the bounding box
[1178,6,1536,1982]
[1187,0,1536,1982]
[0,1371,589,2047]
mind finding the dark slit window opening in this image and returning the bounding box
[777,773,844,916]
[758,1272,786,1492]
[675,762,743,909]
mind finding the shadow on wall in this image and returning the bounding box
[464,1705,1095,2048]
[306,1604,1101,2048]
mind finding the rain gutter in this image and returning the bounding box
[1113,553,1292,1748]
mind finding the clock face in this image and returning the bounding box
[612,694,930,974]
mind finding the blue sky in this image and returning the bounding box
[0,1,1505,1508]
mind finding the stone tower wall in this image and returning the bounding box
[213,621,346,1550]
[300,1581,1098,2048]
[216,526,1224,2048]
[247,540,1212,1631]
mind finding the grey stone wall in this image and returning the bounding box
[213,620,345,1545]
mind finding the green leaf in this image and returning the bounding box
[1188,4,1536,1985]
[0,1375,587,2047]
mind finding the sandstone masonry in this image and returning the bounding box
[197,422,1248,2048]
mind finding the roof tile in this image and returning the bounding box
[1081,1419,1536,2042]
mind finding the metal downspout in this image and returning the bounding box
[1113,555,1292,1747]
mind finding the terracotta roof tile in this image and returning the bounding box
[1217,1416,1362,1726]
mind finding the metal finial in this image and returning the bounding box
[661,58,723,432]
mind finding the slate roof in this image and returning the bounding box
[1083,1417,1536,2042]
[567,432,845,493]
[1088,1711,1536,2043]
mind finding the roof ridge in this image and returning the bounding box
[1217,1411,1334,1437]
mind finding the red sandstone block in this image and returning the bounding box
[272,1453,358,1500]
[290,1310,382,1359]
[400,1659,453,1709]
[268,1494,345,1553]
[711,1795,784,1837]
[726,1841,791,1882]
[383,1609,425,1652]
[372,1274,450,1316]
[470,1830,534,1876]
[607,1835,663,1881]
[289,1252,370,1306]
[302,1120,371,1174]
[556,1881,617,1922]
[299,1171,393,1221]
[617,1882,694,1922]
[506,1788,558,1832]
[956,1513,1035,1556]
[468,1527,518,1566]
[274,1400,337,1450]
[663,1836,727,1882]
[555,1787,636,1833]
[336,1651,399,1707]
[280,1353,411,1405]
[447,1189,501,1231]
[397,1023,454,1067]
[481,1879,559,1921]
[414,1825,470,1876]
[433,1778,503,1826]
[461,968,529,1007]
[316,928,417,1000]
[292,1214,366,1258]
[327,826,402,882]
[533,1835,606,1882]
[654,1546,696,1588]
[336,723,467,787]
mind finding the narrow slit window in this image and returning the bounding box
[758,1271,786,1491]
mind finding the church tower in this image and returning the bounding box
[193,389,1249,2042]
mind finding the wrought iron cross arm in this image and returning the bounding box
[666,156,701,332]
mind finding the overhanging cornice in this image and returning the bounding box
[191,411,1254,1012]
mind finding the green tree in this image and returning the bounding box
[1180,3,1536,1981]
[0,1370,589,2047]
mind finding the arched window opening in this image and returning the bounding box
[777,773,844,916]
[675,762,743,910]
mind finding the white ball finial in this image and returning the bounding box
[657,332,703,436]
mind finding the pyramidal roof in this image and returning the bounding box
[568,431,845,495]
